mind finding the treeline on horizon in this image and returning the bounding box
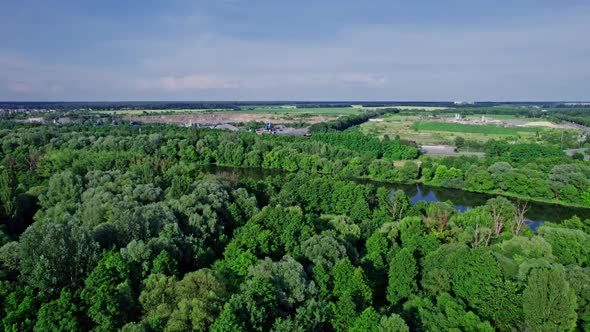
[1,101,587,111]
[1,120,590,331]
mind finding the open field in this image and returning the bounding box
[92,105,447,117]
[241,107,365,115]
[439,114,532,121]
[123,112,338,125]
[359,114,556,145]
[91,109,231,115]
[357,105,448,111]
[410,121,540,135]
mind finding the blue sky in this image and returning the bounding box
[1,0,589,101]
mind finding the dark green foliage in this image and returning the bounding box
[81,251,138,331]
[506,144,564,162]
[0,168,19,221]
[387,248,418,305]
[1,284,41,332]
[312,132,418,160]
[565,266,590,330]
[404,293,494,332]
[34,289,82,332]
[309,109,399,133]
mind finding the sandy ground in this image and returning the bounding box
[522,121,568,128]
[124,113,336,125]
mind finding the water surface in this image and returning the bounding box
[201,165,590,230]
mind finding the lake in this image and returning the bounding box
[201,165,590,230]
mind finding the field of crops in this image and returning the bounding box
[410,121,540,135]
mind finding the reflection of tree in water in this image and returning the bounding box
[203,165,590,224]
[431,186,488,208]
[395,184,590,224]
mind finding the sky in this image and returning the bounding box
[1,0,589,101]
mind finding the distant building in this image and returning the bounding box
[214,124,240,131]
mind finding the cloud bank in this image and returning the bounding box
[1,1,589,100]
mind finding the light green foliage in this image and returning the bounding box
[411,121,538,135]
[19,220,100,294]
[350,307,380,332]
[166,269,229,331]
[492,236,555,279]
[109,202,178,248]
[388,190,411,222]
[0,241,20,274]
[138,273,176,329]
[431,165,463,188]
[485,196,516,237]
[538,226,590,266]
[424,201,455,235]
[378,313,409,332]
[301,235,346,268]
[466,169,494,191]
[38,170,83,214]
[399,216,440,257]
[522,267,577,332]
[494,236,555,266]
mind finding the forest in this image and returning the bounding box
[0,121,589,331]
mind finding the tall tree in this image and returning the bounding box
[387,248,417,305]
[522,267,577,332]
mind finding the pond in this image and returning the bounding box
[390,183,590,231]
[201,165,590,231]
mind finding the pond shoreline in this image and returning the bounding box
[200,164,590,224]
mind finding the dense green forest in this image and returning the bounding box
[1,122,590,331]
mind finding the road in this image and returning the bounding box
[420,145,486,157]
[565,148,590,160]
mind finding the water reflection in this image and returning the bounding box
[200,165,590,230]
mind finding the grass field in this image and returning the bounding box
[410,121,540,135]
[440,114,526,120]
[359,115,548,145]
[359,105,448,111]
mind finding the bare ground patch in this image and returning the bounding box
[124,113,337,125]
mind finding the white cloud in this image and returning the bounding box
[133,74,242,91]
[1,3,589,100]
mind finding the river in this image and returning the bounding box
[202,165,590,231]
